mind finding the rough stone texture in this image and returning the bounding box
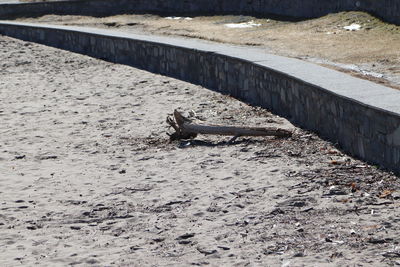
[0,0,399,25]
[0,22,400,174]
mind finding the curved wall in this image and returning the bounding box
[0,0,399,25]
[0,22,400,174]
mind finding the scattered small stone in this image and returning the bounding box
[14,155,26,160]
[392,192,400,200]
[166,200,190,206]
[330,252,343,259]
[368,238,392,244]
[100,226,111,231]
[119,169,126,174]
[234,204,245,209]
[270,208,285,215]
[39,155,58,160]
[287,150,301,157]
[301,207,314,212]
[197,246,217,255]
[355,165,367,168]
[86,258,99,264]
[93,206,109,211]
[82,211,91,216]
[217,246,230,250]
[290,200,307,207]
[70,226,81,230]
[383,251,400,258]
[176,233,195,240]
[329,157,350,165]
[191,261,210,266]
[206,205,220,213]
[325,187,348,196]
[178,240,192,245]
[293,252,304,257]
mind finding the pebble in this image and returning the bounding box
[197,246,217,255]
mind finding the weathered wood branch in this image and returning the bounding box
[167,110,292,140]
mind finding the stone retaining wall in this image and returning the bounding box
[0,0,399,25]
[0,22,400,173]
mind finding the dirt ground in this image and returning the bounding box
[17,11,400,89]
[2,34,400,266]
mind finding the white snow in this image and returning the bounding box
[224,20,261,29]
[343,23,361,31]
[165,16,193,20]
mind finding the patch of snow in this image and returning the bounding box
[343,23,361,31]
[224,20,261,29]
[339,64,383,78]
[304,57,385,79]
[360,70,384,78]
[165,16,193,20]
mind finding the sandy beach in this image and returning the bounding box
[1,35,400,266]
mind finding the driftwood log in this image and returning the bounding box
[166,110,292,141]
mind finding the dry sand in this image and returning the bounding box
[1,35,400,266]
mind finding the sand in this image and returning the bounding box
[1,35,400,266]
